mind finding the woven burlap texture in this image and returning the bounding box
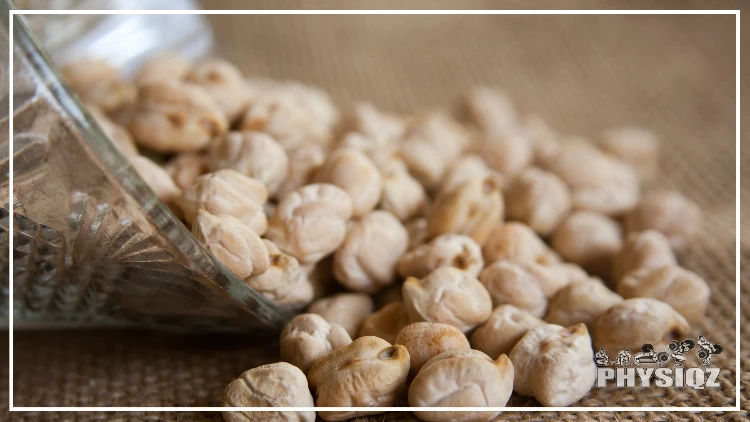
[4,3,747,421]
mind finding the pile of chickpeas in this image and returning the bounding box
[62,53,709,421]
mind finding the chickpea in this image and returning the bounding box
[347,102,405,143]
[134,53,190,85]
[406,218,429,250]
[624,190,702,252]
[482,222,561,266]
[440,154,507,195]
[617,265,710,324]
[358,302,411,344]
[380,166,428,222]
[426,177,504,245]
[464,86,518,137]
[208,131,289,196]
[185,58,250,122]
[395,321,471,378]
[301,256,336,300]
[613,230,677,282]
[521,114,560,167]
[599,127,659,181]
[61,58,136,113]
[129,80,228,153]
[397,234,484,279]
[163,152,207,191]
[266,183,353,264]
[175,170,268,235]
[275,144,327,200]
[308,293,375,337]
[510,323,597,407]
[129,155,181,205]
[86,103,138,157]
[222,362,315,422]
[544,279,623,330]
[506,167,571,236]
[245,239,313,310]
[409,349,514,422]
[308,336,410,421]
[314,148,383,217]
[471,304,545,358]
[402,267,492,332]
[475,133,533,179]
[192,210,269,280]
[478,260,549,318]
[279,313,352,374]
[551,211,623,278]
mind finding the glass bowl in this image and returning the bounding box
[3,1,292,331]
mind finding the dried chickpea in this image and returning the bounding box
[348,102,405,143]
[333,211,408,293]
[613,230,677,282]
[358,302,410,344]
[129,155,181,205]
[275,144,327,200]
[409,349,513,422]
[240,82,339,151]
[475,133,533,179]
[544,279,623,330]
[308,293,375,337]
[380,165,428,222]
[266,183,353,264]
[599,127,659,181]
[593,298,691,358]
[551,211,623,278]
[624,190,702,252]
[129,80,228,153]
[175,169,268,234]
[521,114,560,167]
[134,53,190,85]
[464,86,518,137]
[192,210,269,279]
[506,167,571,236]
[402,267,492,332]
[617,265,710,324]
[164,152,207,190]
[510,323,596,407]
[548,141,639,216]
[397,234,484,279]
[426,176,504,245]
[406,217,429,250]
[471,304,545,358]
[482,222,561,266]
[245,239,313,309]
[279,313,352,374]
[308,336,409,421]
[395,321,471,378]
[208,131,289,196]
[222,362,315,422]
[440,154,507,195]
[186,58,250,122]
[87,103,138,157]
[314,148,383,217]
[478,260,549,318]
[61,58,136,113]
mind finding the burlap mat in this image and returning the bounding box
[4,1,748,420]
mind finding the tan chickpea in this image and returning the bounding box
[245,239,313,310]
[186,58,250,122]
[275,144,327,200]
[409,349,514,422]
[348,102,406,143]
[551,211,623,278]
[426,176,504,245]
[380,166,428,222]
[222,362,315,422]
[61,58,136,113]
[521,114,560,167]
[395,321,471,378]
[599,127,660,181]
[308,293,375,337]
[208,131,289,196]
[593,298,691,358]
[402,267,492,332]
[279,313,352,374]
[87,103,138,157]
[192,210,269,280]
[129,155,181,205]
[406,218,429,250]
[506,167,571,236]
[475,133,533,179]
[478,260,549,318]
[440,154,507,195]
[482,222,561,266]
[613,230,677,282]
[134,53,190,85]
[129,80,228,153]
[358,302,410,344]
[464,86,518,137]
[617,265,710,324]
[163,152,207,190]
[175,169,268,234]
[266,183,353,264]
[314,148,383,217]
[333,211,408,293]
[471,304,545,358]
[240,82,339,151]
[397,234,484,279]
[308,336,410,421]
[624,190,702,252]
[544,279,623,330]
[510,323,596,407]
[548,141,639,216]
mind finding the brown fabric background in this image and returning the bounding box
[5,0,748,420]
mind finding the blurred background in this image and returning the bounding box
[4,0,747,420]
